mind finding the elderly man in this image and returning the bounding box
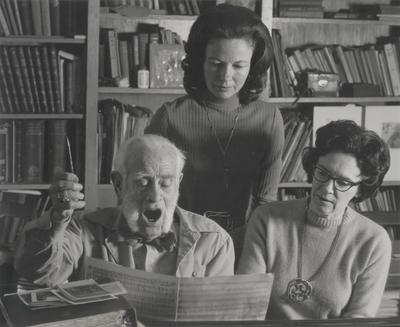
[14,135,234,287]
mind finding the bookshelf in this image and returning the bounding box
[0,0,89,254]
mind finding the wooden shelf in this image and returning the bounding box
[0,184,51,190]
[0,36,86,45]
[99,87,186,95]
[279,181,400,188]
[272,17,400,26]
[0,114,84,119]
[269,97,400,105]
[362,211,400,225]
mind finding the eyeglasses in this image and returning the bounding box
[312,166,361,192]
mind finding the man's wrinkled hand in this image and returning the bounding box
[49,171,86,222]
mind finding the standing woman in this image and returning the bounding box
[237,120,392,319]
[145,4,284,259]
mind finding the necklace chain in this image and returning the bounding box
[298,206,344,282]
[202,101,239,189]
[202,101,239,157]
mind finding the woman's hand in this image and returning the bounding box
[49,171,86,222]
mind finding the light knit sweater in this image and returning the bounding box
[237,197,392,319]
[145,91,284,228]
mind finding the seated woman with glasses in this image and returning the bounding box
[237,119,392,319]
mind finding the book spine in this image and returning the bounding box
[30,0,43,36]
[0,4,11,36]
[335,45,354,83]
[50,0,60,36]
[64,61,74,113]
[22,120,45,183]
[49,45,63,112]
[108,29,120,77]
[119,40,130,82]
[10,0,23,34]
[1,47,21,112]
[32,46,49,113]
[9,47,29,113]
[45,120,67,182]
[383,43,400,96]
[72,58,84,113]
[0,57,14,112]
[14,120,22,182]
[25,47,42,113]
[40,0,51,36]
[4,0,19,35]
[40,46,56,113]
[17,46,37,113]
[0,131,6,182]
[190,0,200,15]
[17,0,33,35]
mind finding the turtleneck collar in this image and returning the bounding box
[197,89,240,110]
[302,197,355,228]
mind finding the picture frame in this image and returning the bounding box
[149,44,185,89]
[365,106,400,182]
[312,105,362,144]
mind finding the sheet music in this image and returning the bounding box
[85,257,274,321]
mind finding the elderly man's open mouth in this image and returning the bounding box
[143,209,162,222]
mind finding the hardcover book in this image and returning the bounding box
[22,120,44,183]
[45,120,67,182]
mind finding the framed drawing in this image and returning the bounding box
[365,106,400,182]
[313,105,362,145]
[149,44,185,89]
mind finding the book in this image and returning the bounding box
[383,43,400,96]
[343,50,361,83]
[25,47,42,113]
[118,40,130,83]
[378,49,394,96]
[30,0,43,35]
[0,57,13,113]
[10,0,23,34]
[0,4,11,36]
[4,0,19,34]
[0,293,137,327]
[108,29,120,77]
[13,120,23,182]
[40,46,56,113]
[22,120,45,183]
[292,49,308,71]
[45,120,67,182]
[334,45,354,83]
[50,0,60,36]
[190,0,200,15]
[0,129,6,182]
[279,10,323,18]
[8,47,29,113]
[324,11,377,20]
[58,50,84,113]
[17,46,37,113]
[5,192,27,244]
[281,119,306,176]
[321,46,339,74]
[0,46,20,112]
[32,46,50,113]
[49,45,63,112]
[17,0,33,35]
[329,45,349,83]
[40,0,51,36]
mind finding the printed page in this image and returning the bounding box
[177,274,274,321]
[85,257,179,321]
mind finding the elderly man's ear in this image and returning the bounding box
[111,171,123,200]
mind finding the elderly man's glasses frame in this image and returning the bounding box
[312,166,361,192]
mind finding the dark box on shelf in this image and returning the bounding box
[340,83,382,97]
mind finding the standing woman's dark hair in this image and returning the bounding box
[182,3,274,104]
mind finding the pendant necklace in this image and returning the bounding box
[287,206,344,302]
[202,101,239,189]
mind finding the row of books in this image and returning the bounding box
[354,188,399,213]
[0,120,74,184]
[0,0,87,38]
[275,0,324,18]
[0,189,51,245]
[101,0,217,16]
[0,45,85,114]
[98,99,153,183]
[280,111,312,183]
[99,24,185,88]
[270,29,400,97]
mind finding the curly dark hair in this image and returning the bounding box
[302,120,390,203]
[182,3,274,104]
